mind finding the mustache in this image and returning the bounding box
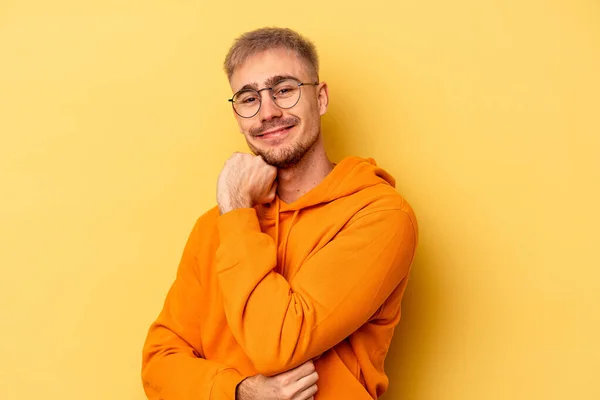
[249,117,300,136]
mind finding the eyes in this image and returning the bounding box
[229,78,314,118]
[234,81,299,105]
[240,95,258,104]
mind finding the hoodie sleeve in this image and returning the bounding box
[142,220,245,400]
[215,205,417,376]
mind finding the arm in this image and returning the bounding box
[142,219,244,400]
[215,205,417,376]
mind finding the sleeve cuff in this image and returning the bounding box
[210,368,245,400]
[216,207,261,241]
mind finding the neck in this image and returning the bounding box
[276,136,333,204]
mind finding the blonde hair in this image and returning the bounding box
[223,27,319,81]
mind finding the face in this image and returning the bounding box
[229,48,329,168]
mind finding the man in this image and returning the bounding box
[142,27,418,400]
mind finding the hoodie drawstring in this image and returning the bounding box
[274,197,300,277]
[275,197,280,251]
[281,209,299,277]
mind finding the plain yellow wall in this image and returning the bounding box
[1,1,598,399]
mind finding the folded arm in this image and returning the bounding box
[215,206,417,376]
[142,220,244,400]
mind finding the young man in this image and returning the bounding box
[142,27,418,400]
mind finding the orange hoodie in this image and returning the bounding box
[142,156,418,400]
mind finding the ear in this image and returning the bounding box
[317,82,329,116]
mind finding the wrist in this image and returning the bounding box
[219,193,252,214]
[235,377,253,400]
[235,381,242,400]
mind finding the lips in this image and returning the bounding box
[256,125,294,138]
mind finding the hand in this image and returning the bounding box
[217,153,278,214]
[236,360,319,400]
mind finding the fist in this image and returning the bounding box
[217,153,278,214]
[236,360,318,400]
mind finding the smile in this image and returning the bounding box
[256,125,295,139]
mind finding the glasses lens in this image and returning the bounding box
[272,79,300,109]
[233,90,260,117]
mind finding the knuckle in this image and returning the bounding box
[278,375,291,387]
[280,388,294,400]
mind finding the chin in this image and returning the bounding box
[246,127,318,168]
[262,145,310,168]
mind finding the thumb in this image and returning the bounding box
[266,180,278,203]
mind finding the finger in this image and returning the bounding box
[292,383,318,400]
[293,370,318,392]
[255,155,277,173]
[268,181,278,198]
[282,360,315,382]
[255,154,269,165]
[269,166,278,181]
[257,181,277,205]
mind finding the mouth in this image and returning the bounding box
[255,125,295,140]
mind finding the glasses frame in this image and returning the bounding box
[228,79,320,118]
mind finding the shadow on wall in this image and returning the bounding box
[319,43,442,400]
[381,250,442,399]
[323,113,441,400]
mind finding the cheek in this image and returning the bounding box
[301,101,320,125]
[295,98,318,121]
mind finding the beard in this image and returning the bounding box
[246,117,319,169]
[248,139,312,168]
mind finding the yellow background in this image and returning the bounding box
[1,1,598,399]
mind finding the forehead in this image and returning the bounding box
[230,48,310,92]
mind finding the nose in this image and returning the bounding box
[257,90,283,121]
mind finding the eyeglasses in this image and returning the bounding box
[228,78,319,118]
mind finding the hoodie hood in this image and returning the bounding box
[256,156,397,273]
[263,156,396,215]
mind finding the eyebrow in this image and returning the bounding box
[264,74,299,87]
[236,74,301,93]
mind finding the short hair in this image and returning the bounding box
[223,27,319,81]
